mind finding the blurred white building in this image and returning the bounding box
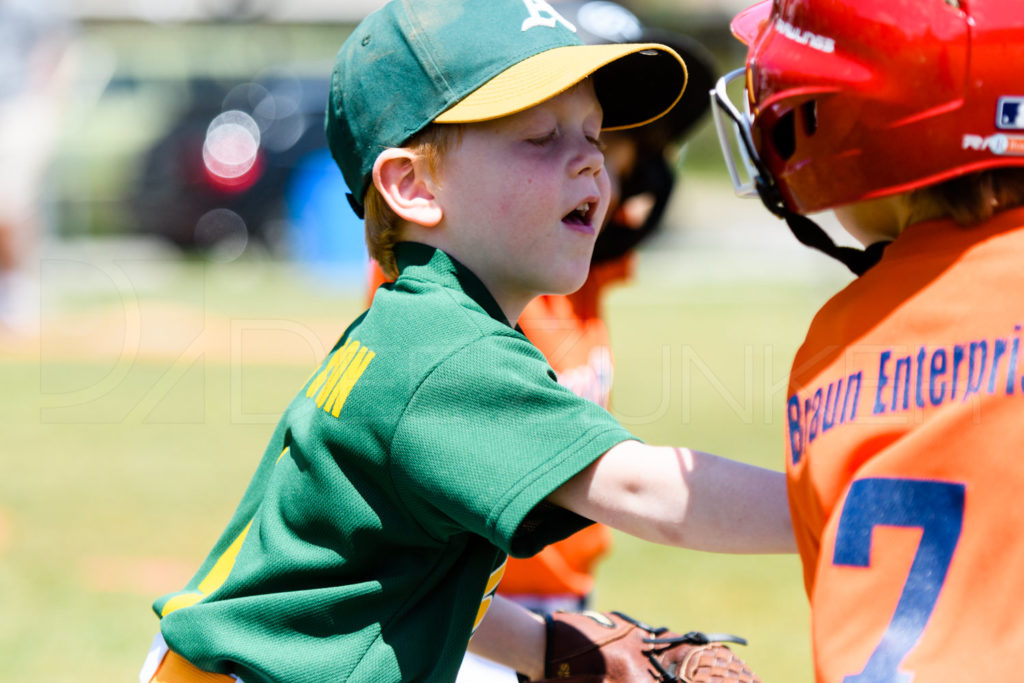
[68,0,390,23]
[66,0,751,23]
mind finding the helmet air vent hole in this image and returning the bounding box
[801,100,818,136]
[771,109,796,160]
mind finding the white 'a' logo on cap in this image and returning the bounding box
[521,0,577,32]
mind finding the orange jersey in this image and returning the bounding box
[368,254,632,599]
[786,207,1024,682]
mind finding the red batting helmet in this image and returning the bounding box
[715,0,1024,216]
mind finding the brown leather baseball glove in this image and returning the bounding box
[534,610,761,682]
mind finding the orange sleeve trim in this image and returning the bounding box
[150,650,236,682]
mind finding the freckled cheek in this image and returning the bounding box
[497,196,517,217]
[497,175,544,218]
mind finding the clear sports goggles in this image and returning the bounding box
[710,67,764,199]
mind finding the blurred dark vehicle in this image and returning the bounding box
[129,73,340,259]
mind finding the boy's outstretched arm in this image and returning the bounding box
[466,594,546,680]
[548,441,795,554]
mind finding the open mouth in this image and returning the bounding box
[562,201,595,228]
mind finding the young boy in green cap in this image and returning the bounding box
[140,1,793,681]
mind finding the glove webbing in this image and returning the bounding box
[611,611,748,682]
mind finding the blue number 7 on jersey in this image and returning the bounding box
[832,477,965,683]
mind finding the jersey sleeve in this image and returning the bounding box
[389,333,634,557]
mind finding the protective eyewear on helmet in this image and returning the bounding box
[709,68,889,276]
[710,67,763,199]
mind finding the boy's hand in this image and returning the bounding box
[535,610,760,682]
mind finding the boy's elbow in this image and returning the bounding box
[599,475,697,548]
[641,516,692,548]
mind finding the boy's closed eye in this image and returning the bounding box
[526,130,558,146]
[525,130,606,152]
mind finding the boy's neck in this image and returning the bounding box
[394,242,529,327]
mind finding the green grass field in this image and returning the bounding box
[0,251,843,681]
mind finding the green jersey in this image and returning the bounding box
[153,244,635,682]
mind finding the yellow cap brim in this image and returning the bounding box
[434,42,687,131]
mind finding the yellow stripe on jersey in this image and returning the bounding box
[160,590,203,616]
[472,558,508,632]
[473,596,493,631]
[483,559,507,596]
[161,447,289,617]
[196,520,253,595]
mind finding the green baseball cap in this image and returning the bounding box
[326,0,688,216]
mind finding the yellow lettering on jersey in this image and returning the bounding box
[472,558,508,632]
[325,346,375,417]
[306,339,375,418]
[308,340,358,404]
[161,448,289,617]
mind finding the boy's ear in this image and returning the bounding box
[371,148,443,227]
